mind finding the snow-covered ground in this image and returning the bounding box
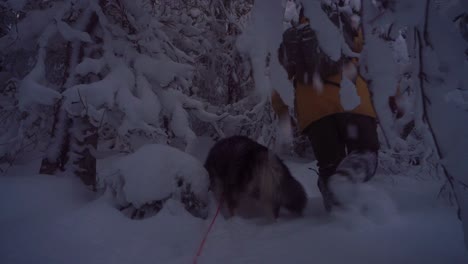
[1,156,467,264]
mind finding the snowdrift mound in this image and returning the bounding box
[101,144,209,219]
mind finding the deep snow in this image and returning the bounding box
[1,157,467,264]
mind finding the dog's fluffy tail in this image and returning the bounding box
[251,152,282,206]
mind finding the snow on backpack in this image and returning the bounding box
[280,22,340,86]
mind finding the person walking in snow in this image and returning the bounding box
[272,3,380,211]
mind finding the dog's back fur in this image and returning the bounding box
[204,136,307,219]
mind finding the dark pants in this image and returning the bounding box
[305,113,379,208]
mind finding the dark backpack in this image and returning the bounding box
[279,23,340,85]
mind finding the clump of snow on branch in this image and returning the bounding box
[237,0,293,106]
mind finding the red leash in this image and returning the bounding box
[193,196,223,264]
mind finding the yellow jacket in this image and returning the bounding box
[272,28,376,132]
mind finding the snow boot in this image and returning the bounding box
[327,151,378,209]
[317,177,341,212]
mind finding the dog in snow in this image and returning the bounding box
[204,136,307,219]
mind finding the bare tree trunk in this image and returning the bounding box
[39,107,72,174]
[68,12,99,189]
[70,117,98,189]
[39,41,73,175]
[40,11,99,191]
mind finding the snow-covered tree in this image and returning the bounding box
[0,0,267,217]
[360,0,468,248]
[0,1,254,167]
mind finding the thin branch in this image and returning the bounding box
[4,10,20,49]
[424,94,431,105]
[386,23,395,40]
[452,13,466,23]
[416,28,461,219]
[437,179,449,199]
[423,0,433,49]
[49,99,63,137]
[210,121,225,138]
[77,88,89,115]
[1,135,39,175]
[457,179,468,190]
[416,30,429,122]
[98,108,107,130]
